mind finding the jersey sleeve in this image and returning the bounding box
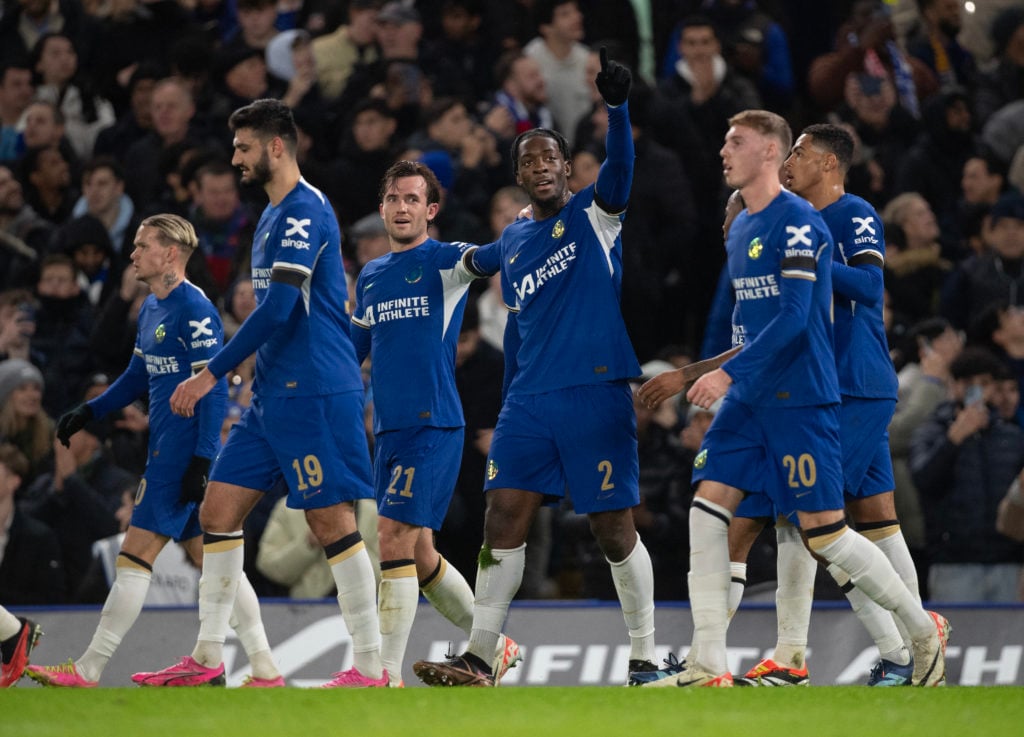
[183,300,227,460]
[594,102,634,214]
[468,241,501,278]
[267,200,326,284]
[350,266,372,365]
[832,207,885,306]
[88,351,148,419]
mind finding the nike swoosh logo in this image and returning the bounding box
[509,252,521,264]
[303,488,323,500]
[385,498,405,506]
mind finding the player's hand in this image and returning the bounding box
[686,368,732,410]
[595,47,631,107]
[56,403,93,448]
[179,455,211,504]
[170,368,217,418]
[637,369,685,409]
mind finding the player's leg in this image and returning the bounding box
[377,516,423,686]
[413,486,542,686]
[178,536,282,686]
[588,509,656,675]
[28,526,169,687]
[727,512,769,621]
[683,479,744,684]
[416,531,523,683]
[188,481,264,676]
[801,508,947,686]
[0,605,42,687]
[308,500,386,686]
[842,406,921,684]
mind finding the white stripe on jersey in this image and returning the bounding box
[438,261,477,339]
[584,201,622,277]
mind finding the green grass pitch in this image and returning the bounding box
[5,686,1023,737]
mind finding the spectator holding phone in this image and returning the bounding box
[909,346,1024,601]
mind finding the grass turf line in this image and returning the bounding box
[5,685,1023,737]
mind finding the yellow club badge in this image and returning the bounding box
[155,324,166,343]
[552,220,565,239]
[487,459,499,481]
[748,237,763,259]
[694,449,708,469]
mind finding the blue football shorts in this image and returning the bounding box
[130,458,202,541]
[484,381,639,514]
[211,391,373,510]
[373,425,463,530]
[840,396,896,499]
[693,396,844,518]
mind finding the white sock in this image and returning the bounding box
[193,532,244,668]
[228,573,279,680]
[773,523,816,669]
[607,534,656,663]
[329,538,383,678]
[687,499,732,675]
[0,606,20,640]
[871,526,921,647]
[77,562,151,682]
[420,556,474,634]
[378,560,419,686]
[811,528,933,641]
[828,564,909,665]
[467,545,525,665]
[727,562,747,623]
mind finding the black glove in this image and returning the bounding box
[180,455,212,504]
[594,46,632,107]
[56,404,93,448]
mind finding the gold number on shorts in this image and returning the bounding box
[291,455,324,490]
[387,465,416,498]
[782,453,817,488]
[598,460,615,491]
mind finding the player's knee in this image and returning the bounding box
[804,518,848,555]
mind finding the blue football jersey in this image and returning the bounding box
[473,183,641,395]
[721,190,840,407]
[822,194,898,400]
[94,280,227,464]
[249,178,363,396]
[351,239,475,433]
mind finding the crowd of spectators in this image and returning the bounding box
[1,0,1023,606]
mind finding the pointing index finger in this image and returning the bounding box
[599,46,608,72]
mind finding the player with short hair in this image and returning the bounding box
[722,123,941,687]
[413,49,657,687]
[26,214,281,688]
[636,110,946,688]
[135,99,384,688]
[350,160,521,687]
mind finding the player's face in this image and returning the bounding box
[232,128,272,186]
[130,224,175,285]
[783,133,827,196]
[515,135,570,209]
[720,125,772,190]
[380,175,439,247]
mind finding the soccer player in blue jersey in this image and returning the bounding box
[350,160,521,687]
[26,214,281,688]
[725,124,945,687]
[413,49,658,687]
[636,110,945,688]
[137,100,385,688]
